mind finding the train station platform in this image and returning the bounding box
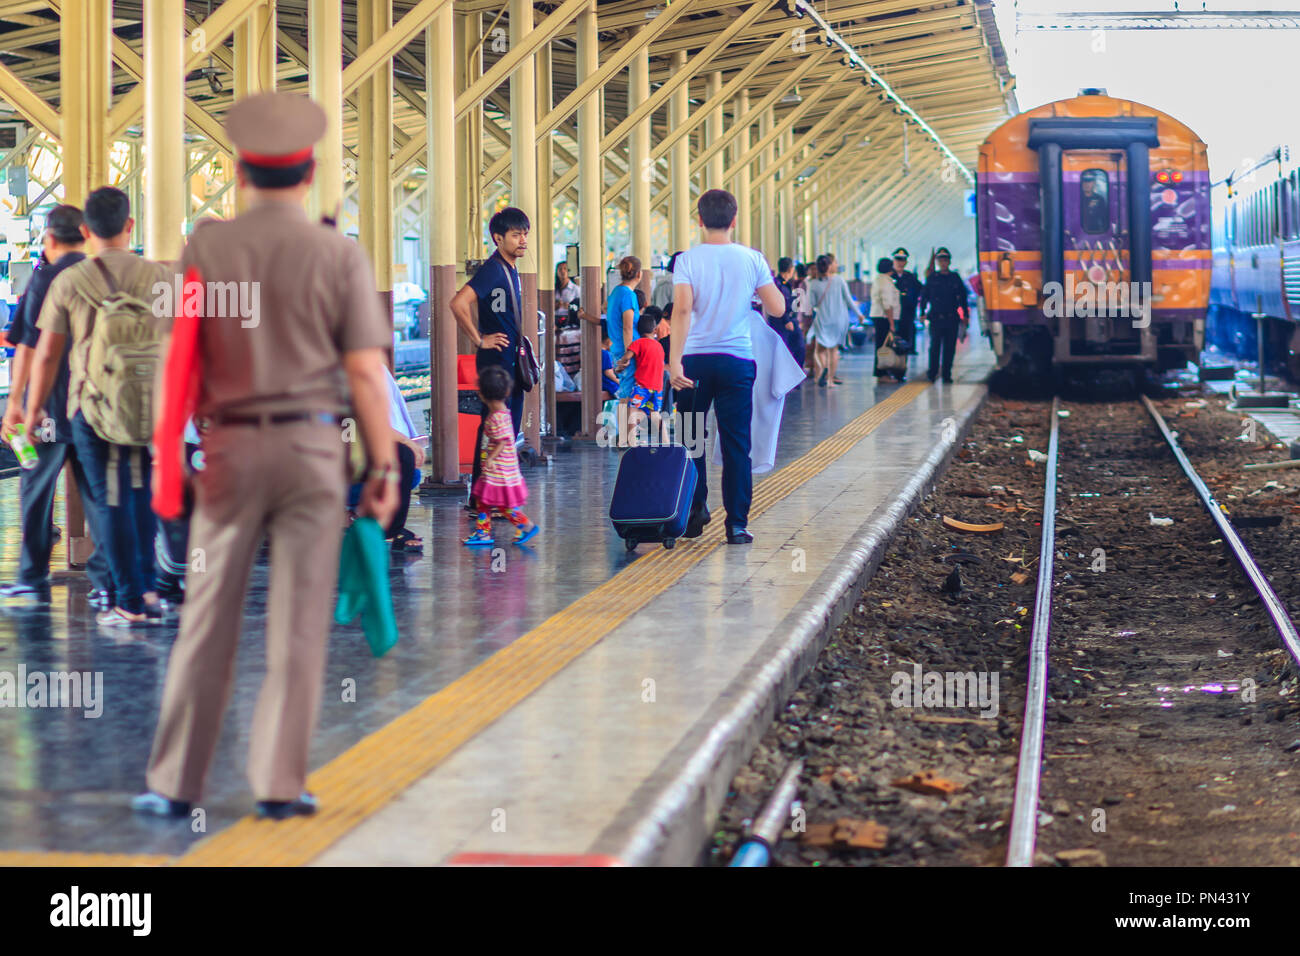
[0,332,995,866]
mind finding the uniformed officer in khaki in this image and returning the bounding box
[133,93,399,821]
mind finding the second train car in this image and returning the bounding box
[976,89,1211,379]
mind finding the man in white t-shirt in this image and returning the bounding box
[670,189,786,544]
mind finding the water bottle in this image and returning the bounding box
[7,422,38,470]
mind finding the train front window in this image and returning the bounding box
[1080,169,1110,234]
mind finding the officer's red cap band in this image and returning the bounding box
[239,146,314,168]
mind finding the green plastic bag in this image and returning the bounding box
[335,516,399,658]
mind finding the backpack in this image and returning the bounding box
[73,257,162,446]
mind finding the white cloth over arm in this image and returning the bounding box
[711,311,806,474]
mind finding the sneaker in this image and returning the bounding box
[87,588,114,609]
[726,527,754,545]
[256,791,318,820]
[131,791,192,818]
[514,524,540,545]
[0,582,51,604]
[463,529,495,547]
[97,608,149,627]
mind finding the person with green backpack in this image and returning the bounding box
[23,186,170,627]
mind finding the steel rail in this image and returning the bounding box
[1141,394,1300,670]
[1006,396,1060,867]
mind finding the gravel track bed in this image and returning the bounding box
[709,388,1300,867]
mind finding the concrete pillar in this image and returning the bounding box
[733,89,750,246]
[510,0,540,454]
[357,0,394,323]
[705,71,723,192]
[536,42,557,451]
[669,50,692,253]
[427,12,459,485]
[759,107,777,267]
[309,0,344,224]
[577,0,603,438]
[144,0,185,262]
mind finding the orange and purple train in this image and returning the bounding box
[976,89,1211,378]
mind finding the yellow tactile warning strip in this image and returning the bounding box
[0,851,172,866]
[4,380,929,867]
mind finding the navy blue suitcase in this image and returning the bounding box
[609,444,698,551]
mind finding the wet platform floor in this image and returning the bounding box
[0,328,986,858]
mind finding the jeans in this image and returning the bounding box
[70,412,156,613]
[680,353,756,534]
[17,433,111,592]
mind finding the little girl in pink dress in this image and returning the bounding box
[464,365,540,546]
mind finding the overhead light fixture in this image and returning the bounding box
[781,86,803,105]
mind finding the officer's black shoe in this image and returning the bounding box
[725,527,754,545]
[131,791,192,818]
[256,792,318,821]
[942,376,954,384]
[683,505,711,539]
[926,371,938,383]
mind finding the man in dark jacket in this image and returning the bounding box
[919,247,970,384]
[889,247,922,357]
[0,205,111,606]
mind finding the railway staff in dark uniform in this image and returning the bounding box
[889,247,922,357]
[134,92,398,820]
[919,247,970,384]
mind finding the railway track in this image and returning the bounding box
[1008,394,1300,866]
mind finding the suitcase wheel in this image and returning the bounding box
[625,538,637,552]
[663,538,676,550]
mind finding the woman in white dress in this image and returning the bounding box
[807,253,859,388]
[870,256,904,381]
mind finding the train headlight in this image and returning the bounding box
[1155,170,1171,184]
[1171,170,1183,183]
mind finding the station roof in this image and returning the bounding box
[0,0,1015,257]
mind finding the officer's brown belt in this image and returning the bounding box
[202,411,342,428]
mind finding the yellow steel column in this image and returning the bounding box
[234,0,276,213]
[759,106,776,266]
[779,128,795,258]
[235,0,277,92]
[577,0,602,438]
[309,0,344,224]
[58,0,110,568]
[60,0,111,206]
[669,50,692,253]
[358,0,394,325]
[455,12,484,356]
[705,71,723,191]
[427,9,460,485]
[510,0,540,454]
[628,46,651,297]
[536,41,557,452]
[144,0,185,262]
[732,89,750,246]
